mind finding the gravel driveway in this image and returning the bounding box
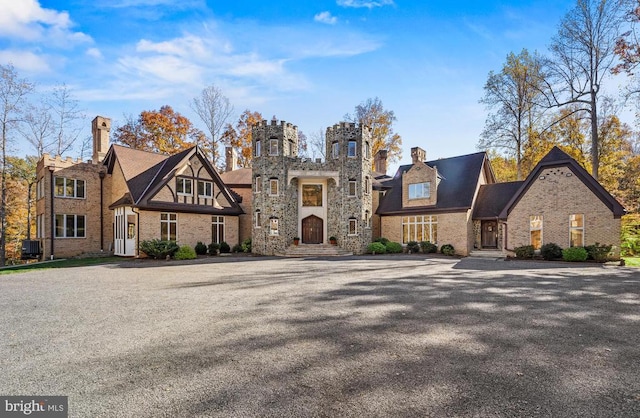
[1,256,639,417]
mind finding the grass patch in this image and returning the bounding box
[0,257,123,275]
[623,257,640,267]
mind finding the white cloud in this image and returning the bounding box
[0,0,92,45]
[337,0,394,9]
[86,48,104,59]
[0,50,51,73]
[314,11,337,25]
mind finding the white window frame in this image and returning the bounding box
[408,182,430,199]
[269,179,279,196]
[530,215,543,250]
[255,176,262,193]
[269,217,279,236]
[212,216,225,244]
[36,214,44,238]
[332,142,339,159]
[348,180,357,197]
[197,180,213,198]
[402,215,438,244]
[161,212,177,241]
[365,141,371,159]
[36,178,44,199]
[176,177,193,196]
[348,218,358,236]
[569,214,584,247]
[348,141,357,157]
[255,210,262,228]
[365,176,370,195]
[365,210,371,228]
[54,177,85,199]
[255,140,261,157]
[54,214,86,238]
[269,138,278,156]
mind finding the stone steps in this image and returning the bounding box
[468,249,506,259]
[281,244,353,257]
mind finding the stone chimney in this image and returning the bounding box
[411,147,426,164]
[92,116,111,163]
[225,146,238,172]
[374,149,388,174]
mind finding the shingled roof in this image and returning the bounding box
[498,146,625,219]
[473,181,524,219]
[376,151,491,215]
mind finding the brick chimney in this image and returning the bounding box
[92,116,111,163]
[411,147,426,164]
[374,149,388,174]
[225,146,238,172]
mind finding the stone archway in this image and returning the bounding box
[302,215,323,244]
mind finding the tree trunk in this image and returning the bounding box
[1,122,6,266]
[591,91,599,180]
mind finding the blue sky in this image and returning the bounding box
[0,0,610,170]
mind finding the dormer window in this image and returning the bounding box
[176,177,192,196]
[348,141,357,157]
[409,182,430,199]
[269,138,278,156]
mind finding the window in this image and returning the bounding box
[348,180,356,197]
[365,210,371,228]
[54,177,85,199]
[348,217,357,235]
[212,216,225,244]
[255,210,262,228]
[198,180,213,198]
[348,141,357,157]
[176,178,192,196]
[302,184,322,206]
[255,140,261,157]
[54,214,86,238]
[255,176,262,193]
[269,138,278,156]
[269,178,279,196]
[36,178,44,199]
[270,217,279,235]
[570,214,584,247]
[365,176,370,195]
[530,215,543,250]
[365,141,371,159]
[332,142,339,159]
[161,212,177,241]
[36,214,44,239]
[402,215,437,244]
[408,182,430,199]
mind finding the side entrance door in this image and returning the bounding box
[481,220,498,248]
[302,215,323,244]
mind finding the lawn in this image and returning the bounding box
[0,257,123,275]
[623,257,640,267]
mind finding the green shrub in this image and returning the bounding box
[584,242,612,262]
[219,242,230,253]
[440,244,455,256]
[420,241,438,253]
[194,241,208,255]
[540,243,562,261]
[139,239,179,259]
[374,237,389,245]
[175,245,197,260]
[231,244,243,253]
[367,242,387,254]
[385,241,403,253]
[241,238,252,253]
[514,245,535,259]
[208,242,220,255]
[562,246,588,262]
[406,241,420,253]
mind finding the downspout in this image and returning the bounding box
[49,166,55,260]
[99,171,105,251]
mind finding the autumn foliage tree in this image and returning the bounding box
[114,105,205,155]
[221,110,263,168]
[344,97,402,167]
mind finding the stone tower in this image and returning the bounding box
[92,116,111,164]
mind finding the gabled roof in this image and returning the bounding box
[104,145,244,215]
[376,151,490,215]
[219,168,252,187]
[499,146,626,219]
[473,181,523,220]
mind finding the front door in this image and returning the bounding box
[114,207,136,256]
[302,215,323,244]
[481,221,498,248]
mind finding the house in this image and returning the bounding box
[35,115,624,259]
[35,116,244,259]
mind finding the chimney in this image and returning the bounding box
[92,116,111,163]
[374,149,388,174]
[411,147,426,164]
[225,146,238,172]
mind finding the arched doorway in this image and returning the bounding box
[302,215,323,244]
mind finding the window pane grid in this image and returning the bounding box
[402,215,437,244]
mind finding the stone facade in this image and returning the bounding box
[505,166,621,256]
[251,120,373,255]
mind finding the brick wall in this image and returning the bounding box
[402,162,438,208]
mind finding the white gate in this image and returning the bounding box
[114,207,136,256]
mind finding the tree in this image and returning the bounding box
[344,97,402,167]
[479,49,547,180]
[307,128,326,160]
[48,83,85,156]
[190,85,234,166]
[113,105,205,155]
[487,150,518,182]
[613,1,640,77]
[0,64,34,266]
[221,110,263,168]
[298,130,308,157]
[20,101,55,157]
[546,0,627,180]
[6,156,37,241]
